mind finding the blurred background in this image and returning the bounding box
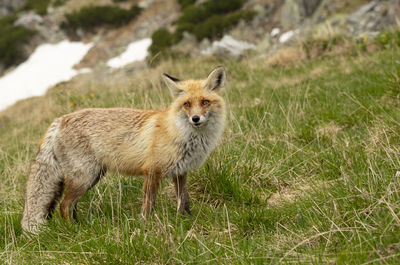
[0,0,399,111]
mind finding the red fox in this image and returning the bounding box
[21,66,227,232]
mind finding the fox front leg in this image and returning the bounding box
[173,174,191,215]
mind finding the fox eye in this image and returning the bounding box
[183,102,190,107]
[201,100,209,106]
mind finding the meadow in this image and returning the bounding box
[1,41,400,264]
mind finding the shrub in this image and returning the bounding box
[64,5,142,31]
[223,9,255,27]
[203,0,243,15]
[0,15,36,68]
[149,28,178,56]
[53,0,66,7]
[23,0,51,15]
[193,10,255,40]
[149,0,255,56]
[176,0,254,41]
[193,15,225,41]
[177,0,196,10]
[176,5,208,26]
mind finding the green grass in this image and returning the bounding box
[1,43,400,263]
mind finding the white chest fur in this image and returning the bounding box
[168,115,224,176]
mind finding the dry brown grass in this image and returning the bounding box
[316,121,343,142]
[365,121,393,155]
[267,180,328,207]
[264,47,307,67]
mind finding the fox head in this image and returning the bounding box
[162,66,226,130]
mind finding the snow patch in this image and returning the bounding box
[107,38,152,68]
[271,28,280,37]
[279,30,299,43]
[0,40,93,111]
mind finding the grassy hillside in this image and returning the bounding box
[1,43,400,263]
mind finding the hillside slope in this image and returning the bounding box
[1,39,400,263]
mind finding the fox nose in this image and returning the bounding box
[191,115,200,123]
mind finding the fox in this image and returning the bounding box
[21,66,227,232]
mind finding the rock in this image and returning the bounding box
[0,7,10,18]
[201,35,256,57]
[13,7,67,49]
[348,1,377,23]
[196,0,208,4]
[138,0,154,9]
[253,4,267,16]
[0,0,26,18]
[281,0,302,29]
[346,0,400,36]
[0,0,26,11]
[281,0,322,29]
[14,13,43,29]
[199,38,211,51]
[256,35,271,53]
[172,32,199,55]
[303,0,322,17]
[76,28,85,38]
[229,18,267,45]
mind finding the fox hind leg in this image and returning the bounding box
[60,166,106,222]
[21,159,64,232]
[60,183,87,222]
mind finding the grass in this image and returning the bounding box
[1,41,400,263]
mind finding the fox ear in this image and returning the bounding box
[205,66,226,93]
[162,73,183,97]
